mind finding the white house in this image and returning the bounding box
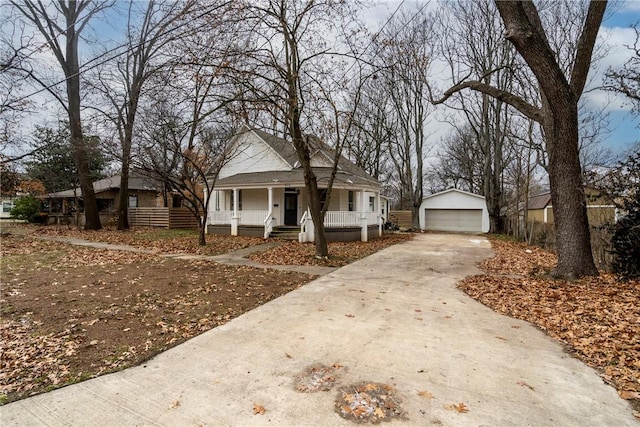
[205,127,384,242]
[419,188,489,233]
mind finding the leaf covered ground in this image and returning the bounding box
[32,226,265,256]
[0,232,313,404]
[248,233,414,267]
[458,236,640,412]
[0,225,411,405]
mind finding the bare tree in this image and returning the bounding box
[228,0,367,257]
[430,126,484,194]
[348,78,395,183]
[438,0,519,233]
[375,9,435,228]
[432,1,606,278]
[88,0,201,230]
[603,21,640,115]
[10,0,111,229]
[134,18,242,245]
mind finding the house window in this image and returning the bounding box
[128,195,138,208]
[215,191,220,211]
[369,196,375,212]
[348,191,354,211]
[2,201,13,213]
[97,199,113,213]
[230,190,242,210]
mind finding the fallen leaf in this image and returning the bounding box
[374,407,386,418]
[253,403,265,415]
[454,402,469,413]
[444,402,468,413]
[619,390,639,400]
[345,314,355,318]
[517,381,535,391]
[169,400,180,409]
[417,390,434,399]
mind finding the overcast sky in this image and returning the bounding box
[8,0,640,160]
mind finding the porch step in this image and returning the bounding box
[269,226,300,240]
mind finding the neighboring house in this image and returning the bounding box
[527,188,617,226]
[205,127,383,242]
[1,197,17,219]
[419,189,490,233]
[40,174,166,226]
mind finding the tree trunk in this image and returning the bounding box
[543,101,597,278]
[66,23,100,230]
[493,0,603,278]
[117,155,130,230]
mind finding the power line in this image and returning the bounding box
[9,1,229,106]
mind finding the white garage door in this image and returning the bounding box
[424,209,483,232]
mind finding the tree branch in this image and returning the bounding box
[430,79,542,123]
[570,1,608,98]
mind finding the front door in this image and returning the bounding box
[284,192,298,225]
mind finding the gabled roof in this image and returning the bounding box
[528,192,552,210]
[250,128,299,166]
[422,188,485,201]
[42,174,161,199]
[231,127,377,185]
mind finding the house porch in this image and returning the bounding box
[205,186,383,242]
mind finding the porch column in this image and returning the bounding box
[360,190,368,242]
[231,188,239,236]
[377,191,382,237]
[265,187,274,238]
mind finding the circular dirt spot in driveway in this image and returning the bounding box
[335,382,405,423]
[294,363,343,392]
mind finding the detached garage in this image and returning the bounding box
[419,189,489,233]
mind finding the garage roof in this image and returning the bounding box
[423,188,485,201]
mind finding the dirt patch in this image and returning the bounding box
[0,233,315,404]
[335,382,405,423]
[294,363,344,393]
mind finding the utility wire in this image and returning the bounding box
[9,1,229,105]
[10,0,432,112]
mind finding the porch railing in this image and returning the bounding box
[324,211,360,227]
[211,209,378,227]
[324,211,379,227]
[209,210,232,224]
[239,210,269,226]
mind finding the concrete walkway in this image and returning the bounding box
[36,235,337,276]
[1,234,636,426]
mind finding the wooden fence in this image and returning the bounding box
[128,207,199,229]
[389,210,413,229]
[506,218,614,272]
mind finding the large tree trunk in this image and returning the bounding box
[543,100,597,278]
[117,155,130,230]
[66,17,100,230]
[493,0,603,278]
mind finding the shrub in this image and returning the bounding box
[10,196,42,222]
[611,212,640,279]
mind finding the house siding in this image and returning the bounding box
[218,132,291,179]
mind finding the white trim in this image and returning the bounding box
[422,188,485,201]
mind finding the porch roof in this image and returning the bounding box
[40,175,162,199]
[214,168,380,190]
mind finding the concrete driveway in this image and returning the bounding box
[1,233,635,426]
